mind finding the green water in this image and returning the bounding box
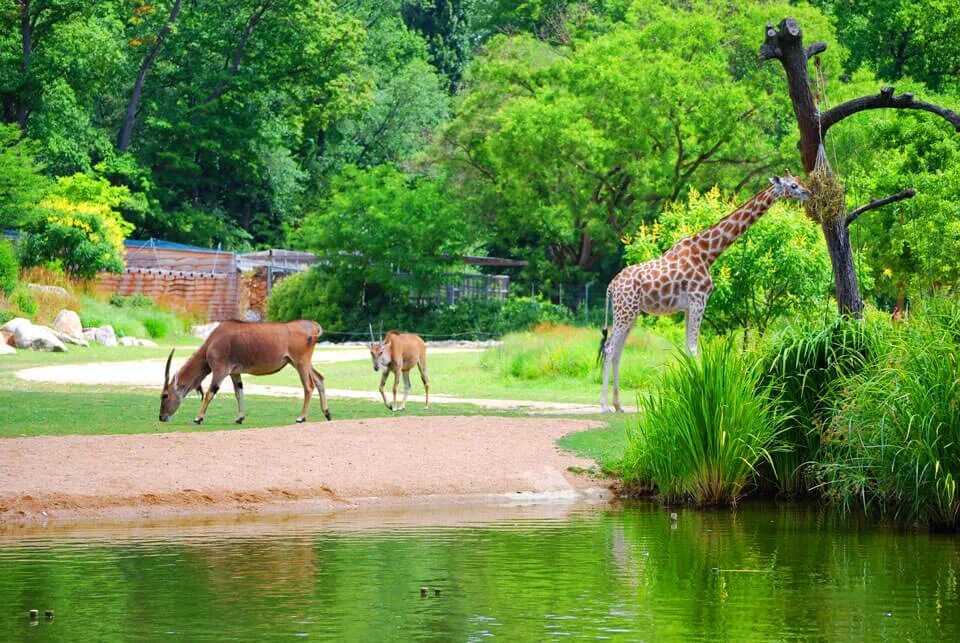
[1,501,958,641]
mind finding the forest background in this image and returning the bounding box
[2,0,959,337]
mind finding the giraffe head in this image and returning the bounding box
[769,171,813,202]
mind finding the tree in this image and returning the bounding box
[18,173,133,278]
[624,186,832,340]
[0,123,48,228]
[442,2,832,284]
[759,17,960,316]
[811,0,960,94]
[297,164,471,305]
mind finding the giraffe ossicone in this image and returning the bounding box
[599,173,813,413]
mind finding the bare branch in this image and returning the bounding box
[845,188,916,227]
[822,87,960,133]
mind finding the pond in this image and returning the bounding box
[1,501,958,640]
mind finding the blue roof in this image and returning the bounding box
[125,238,228,254]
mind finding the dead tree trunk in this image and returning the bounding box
[759,18,960,317]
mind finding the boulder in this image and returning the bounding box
[54,330,89,347]
[118,336,159,347]
[0,342,15,355]
[1,317,32,336]
[53,309,84,340]
[26,283,71,299]
[13,323,67,352]
[191,322,220,339]
[92,325,118,347]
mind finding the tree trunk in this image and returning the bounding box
[17,0,33,130]
[117,0,183,152]
[759,19,863,316]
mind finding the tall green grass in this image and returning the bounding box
[757,314,881,495]
[621,341,791,505]
[479,322,676,387]
[814,300,960,528]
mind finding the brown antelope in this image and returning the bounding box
[368,326,430,411]
[159,320,332,424]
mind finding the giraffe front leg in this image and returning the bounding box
[685,294,708,357]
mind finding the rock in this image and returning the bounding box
[54,330,89,347]
[93,325,118,347]
[118,336,160,347]
[13,323,67,352]
[26,283,70,299]
[191,322,219,339]
[53,309,84,340]
[0,342,15,355]
[1,317,32,336]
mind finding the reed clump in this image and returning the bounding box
[620,340,791,505]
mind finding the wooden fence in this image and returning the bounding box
[96,242,238,321]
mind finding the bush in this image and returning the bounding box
[110,293,155,309]
[79,295,185,339]
[14,288,37,315]
[814,299,960,529]
[266,268,578,340]
[621,340,790,505]
[0,239,17,296]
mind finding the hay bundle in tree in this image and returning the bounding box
[804,145,845,223]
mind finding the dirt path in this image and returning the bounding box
[0,416,609,527]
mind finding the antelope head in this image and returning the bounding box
[368,324,391,372]
[159,350,203,421]
[159,350,182,421]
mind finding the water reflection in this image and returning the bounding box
[2,501,958,640]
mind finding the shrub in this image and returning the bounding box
[110,293,155,309]
[621,340,791,505]
[141,315,171,339]
[0,239,17,296]
[14,288,37,315]
[79,295,185,339]
[814,300,960,529]
[266,268,578,340]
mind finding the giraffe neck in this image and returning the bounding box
[692,186,779,266]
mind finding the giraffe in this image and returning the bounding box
[599,173,813,412]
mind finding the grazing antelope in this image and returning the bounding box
[159,320,332,424]
[368,326,430,411]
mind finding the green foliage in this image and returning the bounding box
[756,314,878,494]
[621,340,791,505]
[625,186,834,338]
[0,239,18,296]
[110,293,155,309]
[0,125,49,229]
[814,300,960,528]
[442,1,837,283]
[297,164,471,300]
[268,268,574,339]
[812,0,960,93]
[79,295,185,339]
[14,288,38,316]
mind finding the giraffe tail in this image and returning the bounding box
[597,288,611,367]
[597,327,608,367]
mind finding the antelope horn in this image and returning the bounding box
[369,323,376,344]
[378,321,383,343]
[164,349,175,385]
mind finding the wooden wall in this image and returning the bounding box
[96,246,238,321]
